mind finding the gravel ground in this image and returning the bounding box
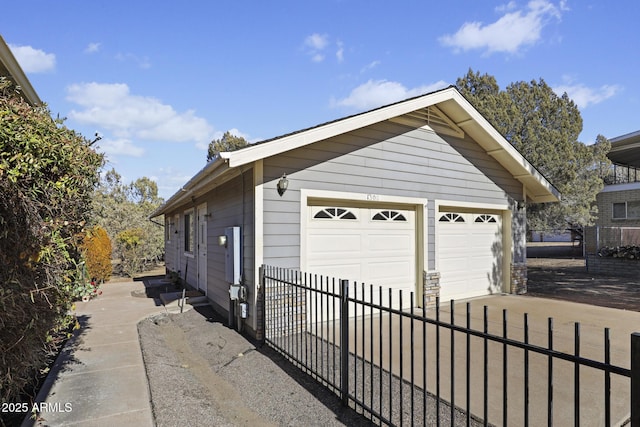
[138,305,485,426]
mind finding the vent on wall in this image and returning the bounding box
[389,106,464,138]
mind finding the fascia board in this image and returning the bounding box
[0,35,41,106]
[150,158,228,217]
[448,91,561,203]
[218,87,559,204]
[224,88,460,168]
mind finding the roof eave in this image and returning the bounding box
[159,86,560,212]
[0,35,41,106]
[426,91,561,203]
[150,157,229,218]
[225,87,461,168]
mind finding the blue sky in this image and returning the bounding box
[3,1,638,200]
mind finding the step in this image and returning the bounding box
[159,290,207,307]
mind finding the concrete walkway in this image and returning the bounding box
[22,279,166,427]
[22,275,640,426]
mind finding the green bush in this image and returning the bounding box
[0,77,103,405]
[117,228,146,277]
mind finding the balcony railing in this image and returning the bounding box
[603,163,640,185]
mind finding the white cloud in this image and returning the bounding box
[553,82,622,109]
[495,1,518,13]
[115,52,151,69]
[439,0,564,55]
[84,42,101,54]
[305,33,329,51]
[66,82,214,145]
[304,33,329,62]
[304,33,345,63]
[360,60,381,74]
[96,137,145,157]
[336,41,344,63]
[8,44,55,73]
[334,79,449,111]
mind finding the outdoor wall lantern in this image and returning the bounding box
[277,173,289,196]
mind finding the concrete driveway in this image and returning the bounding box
[431,295,637,426]
[343,294,639,426]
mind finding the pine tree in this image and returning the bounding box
[456,69,610,232]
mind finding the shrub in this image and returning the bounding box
[117,228,145,277]
[0,78,103,405]
[82,226,112,283]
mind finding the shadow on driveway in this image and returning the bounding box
[527,257,640,312]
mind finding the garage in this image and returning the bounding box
[306,205,417,308]
[153,86,561,338]
[437,211,503,301]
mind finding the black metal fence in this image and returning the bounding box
[261,265,639,426]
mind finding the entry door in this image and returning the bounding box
[197,204,207,293]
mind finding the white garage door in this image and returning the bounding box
[437,212,502,302]
[307,206,416,308]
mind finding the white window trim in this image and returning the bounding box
[183,208,195,257]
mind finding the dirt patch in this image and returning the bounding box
[526,257,640,312]
[139,307,372,427]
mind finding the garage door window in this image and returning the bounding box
[474,214,497,223]
[439,213,465,223]
[313,207,357,220]
[372,210,407,221]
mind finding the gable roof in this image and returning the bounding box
[152,86,560,217]
[0,35,41,106]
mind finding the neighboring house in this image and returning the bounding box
[151,86,560,339]
[596,131,640,227]
[585,131,640,276]
[0,34,41,105]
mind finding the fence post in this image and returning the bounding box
[258,265,265,346]
[340,279,349,406]
[632,333,640,426]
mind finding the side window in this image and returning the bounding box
[627,201,640,219]
[184,209,195,253]
[612,202,626,219]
